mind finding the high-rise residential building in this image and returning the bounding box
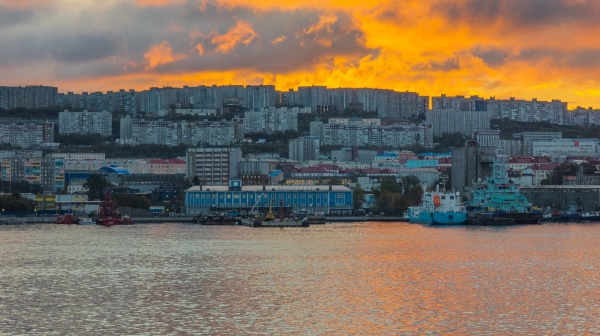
[58,110,112,136]
[186,147,243,185]
[570,106,600,126]
[1,154,64,193]
[244,107,299,133]
[298,86,328,110]
[318,120,433,148]
[0,121,55,148]
[246,85,279,110]
[289,136,320,162]
[119,117,236,146]
[0,85,58,110]
[427,109,494,136]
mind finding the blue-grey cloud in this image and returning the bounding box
[434,0,600,28]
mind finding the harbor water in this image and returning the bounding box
[1,222,599,334]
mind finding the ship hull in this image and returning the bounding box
[468,211,542,225]
[410,211,467,225]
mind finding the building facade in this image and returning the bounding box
[0,122,54,148]
[185,184,353,216]
[58,110,112,136]
[289,137,320,162]
[186,147,243,185]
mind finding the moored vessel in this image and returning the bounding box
[408,183,467,225]
[96,190,134,226]
[466,152,542,225]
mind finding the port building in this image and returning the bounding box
[185,180,353,216]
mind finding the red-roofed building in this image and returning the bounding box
[149,158,186,174]
[530,162,559,185]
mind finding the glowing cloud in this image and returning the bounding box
[143,41,183,70]
[271,35,287,45]
[1,0,600,108]
[210,20,259,54]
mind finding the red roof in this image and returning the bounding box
[360,168,397,174]
[149,158,186,164]
[509,156,552,164]
[293,166,335,173]
[531,163,559,171]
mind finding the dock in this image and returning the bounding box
[1,215,410,225]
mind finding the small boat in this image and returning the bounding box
[192,214,239,225]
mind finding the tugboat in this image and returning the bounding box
[408,179,467,225]
[467,151,542,225]
[96,190,134,226]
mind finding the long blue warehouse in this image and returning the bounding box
[185,182,353,216]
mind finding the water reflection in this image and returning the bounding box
[1,223,599,334]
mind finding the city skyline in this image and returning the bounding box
[1,1,600,108]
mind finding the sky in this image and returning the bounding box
[1,0,600,108]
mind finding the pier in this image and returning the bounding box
[1,215,409,225]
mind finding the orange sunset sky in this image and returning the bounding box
[1,0,600,108]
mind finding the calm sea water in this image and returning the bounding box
[1,222,599,335]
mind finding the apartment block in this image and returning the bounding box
[186,147,243,185]
[289,137,320,162]
[120,117,236,146]
[58,110,112,136]
[427,109,494,136]
[0,122,55,148]
[244,107,299,133]
[1,155,64,193]
[319,121,433,148]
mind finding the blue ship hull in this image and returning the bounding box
[410,211,467,225]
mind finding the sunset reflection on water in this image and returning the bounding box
[1,222,598,334]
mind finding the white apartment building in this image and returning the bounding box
[427,109,493,136]
[319,122,433,148]
[532,139,599,157]
[47,153,106,161]
[58,110,112,136]
[289,137,320,162]
[244,107,299,133]
[119,117,236,146]
[0,122,54,148]
[433,95,568,125]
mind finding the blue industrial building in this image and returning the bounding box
[185,180,353,216]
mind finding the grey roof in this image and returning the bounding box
[187,185,352,192]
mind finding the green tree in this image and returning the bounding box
[352,184,366,212]
[0,193,34,212]
[541,162,578,185]
[84,173,110,201]
[113,194,151,210]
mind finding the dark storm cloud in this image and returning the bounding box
[433,0,600,28]
[51,33,120,63]
[472,46,510,67]
[0,7,35,27]
[0,1,373,79]
[412,57,460,72]
[157,9,372,74]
